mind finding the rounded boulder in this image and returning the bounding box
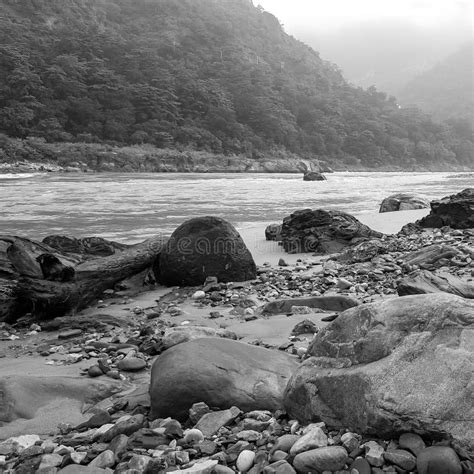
[156,216,256,286]
[149,337,298,420]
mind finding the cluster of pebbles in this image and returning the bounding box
[0,401,469,474]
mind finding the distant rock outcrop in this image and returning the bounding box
[379,193,429,213]
[156,217,256,286]
[303,171,326,181]
[284,293,474,451]
[417,188,474,229]
[280,209,383,254]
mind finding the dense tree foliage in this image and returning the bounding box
[0,0,472,169]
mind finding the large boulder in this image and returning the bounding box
[284,293,474,451]
[379,193,429,213]
[150,337,298,420]
[280,209,383,254]
[156,217,256,286]
[417,188,474,229]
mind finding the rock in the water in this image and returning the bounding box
[150,337,298,420]
[379,193,429,213]
[417,188,474,229]
[261,295,359,315]
[284,293,474,450]
[397,269,474,299]
[303,171,326,181]
[416,446,463,474]
[156,216,256,286]
[265,224,282,241]
[292,446,348,472]
[280,209,382,254]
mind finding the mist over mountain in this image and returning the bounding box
[397,42,474,125]
[0,0,473,170]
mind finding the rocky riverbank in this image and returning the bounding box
[0,192,473,473]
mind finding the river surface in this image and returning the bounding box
[0,172,472,243]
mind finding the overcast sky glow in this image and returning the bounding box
[254,0,473,90]
[255,0,473,32]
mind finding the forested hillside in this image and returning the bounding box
[398,42,474,127]
[0,0,473,169]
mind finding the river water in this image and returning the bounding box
[0,172,472,243]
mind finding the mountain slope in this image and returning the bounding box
[398,42,474,126]
[0,0,472,169]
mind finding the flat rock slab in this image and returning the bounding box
[0,357,127,440]
[260,295,359,315]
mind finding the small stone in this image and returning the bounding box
[194,406,241,437]
[108,434,128,463]
[270,450,288,462]
[336,278,352,289]
[69,451,88,464]
[398,433,426,456]
[263,460,296,474]
[340,432,360,453]
[236,450,256,473]
[416,446,462,474]
[198,440,217,455]
[128,454,151,471]
[101,414,145,442]
[237,430,261,442]
[278,259,289,267]
[183,429,204,444]
[350,457,371,474]
[87,365,104,377]
[272,434,300,453]
[0,434,40,454]
[117,357,146,372]
[189,402,211,423]
[192,290,206,300]
[384,449,416,470]
[58,329,83,339]
[290,427,328,455]
[363,440,384,467]
[38,453,63,470]
[293,446,348,472]
[179,459,218,473]
[213,466,235,474]
[88,449,115,469]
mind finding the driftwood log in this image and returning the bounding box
[0,234,166,321]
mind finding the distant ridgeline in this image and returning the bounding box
[0,0,472,170]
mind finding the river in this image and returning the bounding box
[1,172,472,243]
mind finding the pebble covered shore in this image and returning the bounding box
[0,222,473,473]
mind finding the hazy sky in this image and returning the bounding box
[256,0,473,33]
[255,0,473,91]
